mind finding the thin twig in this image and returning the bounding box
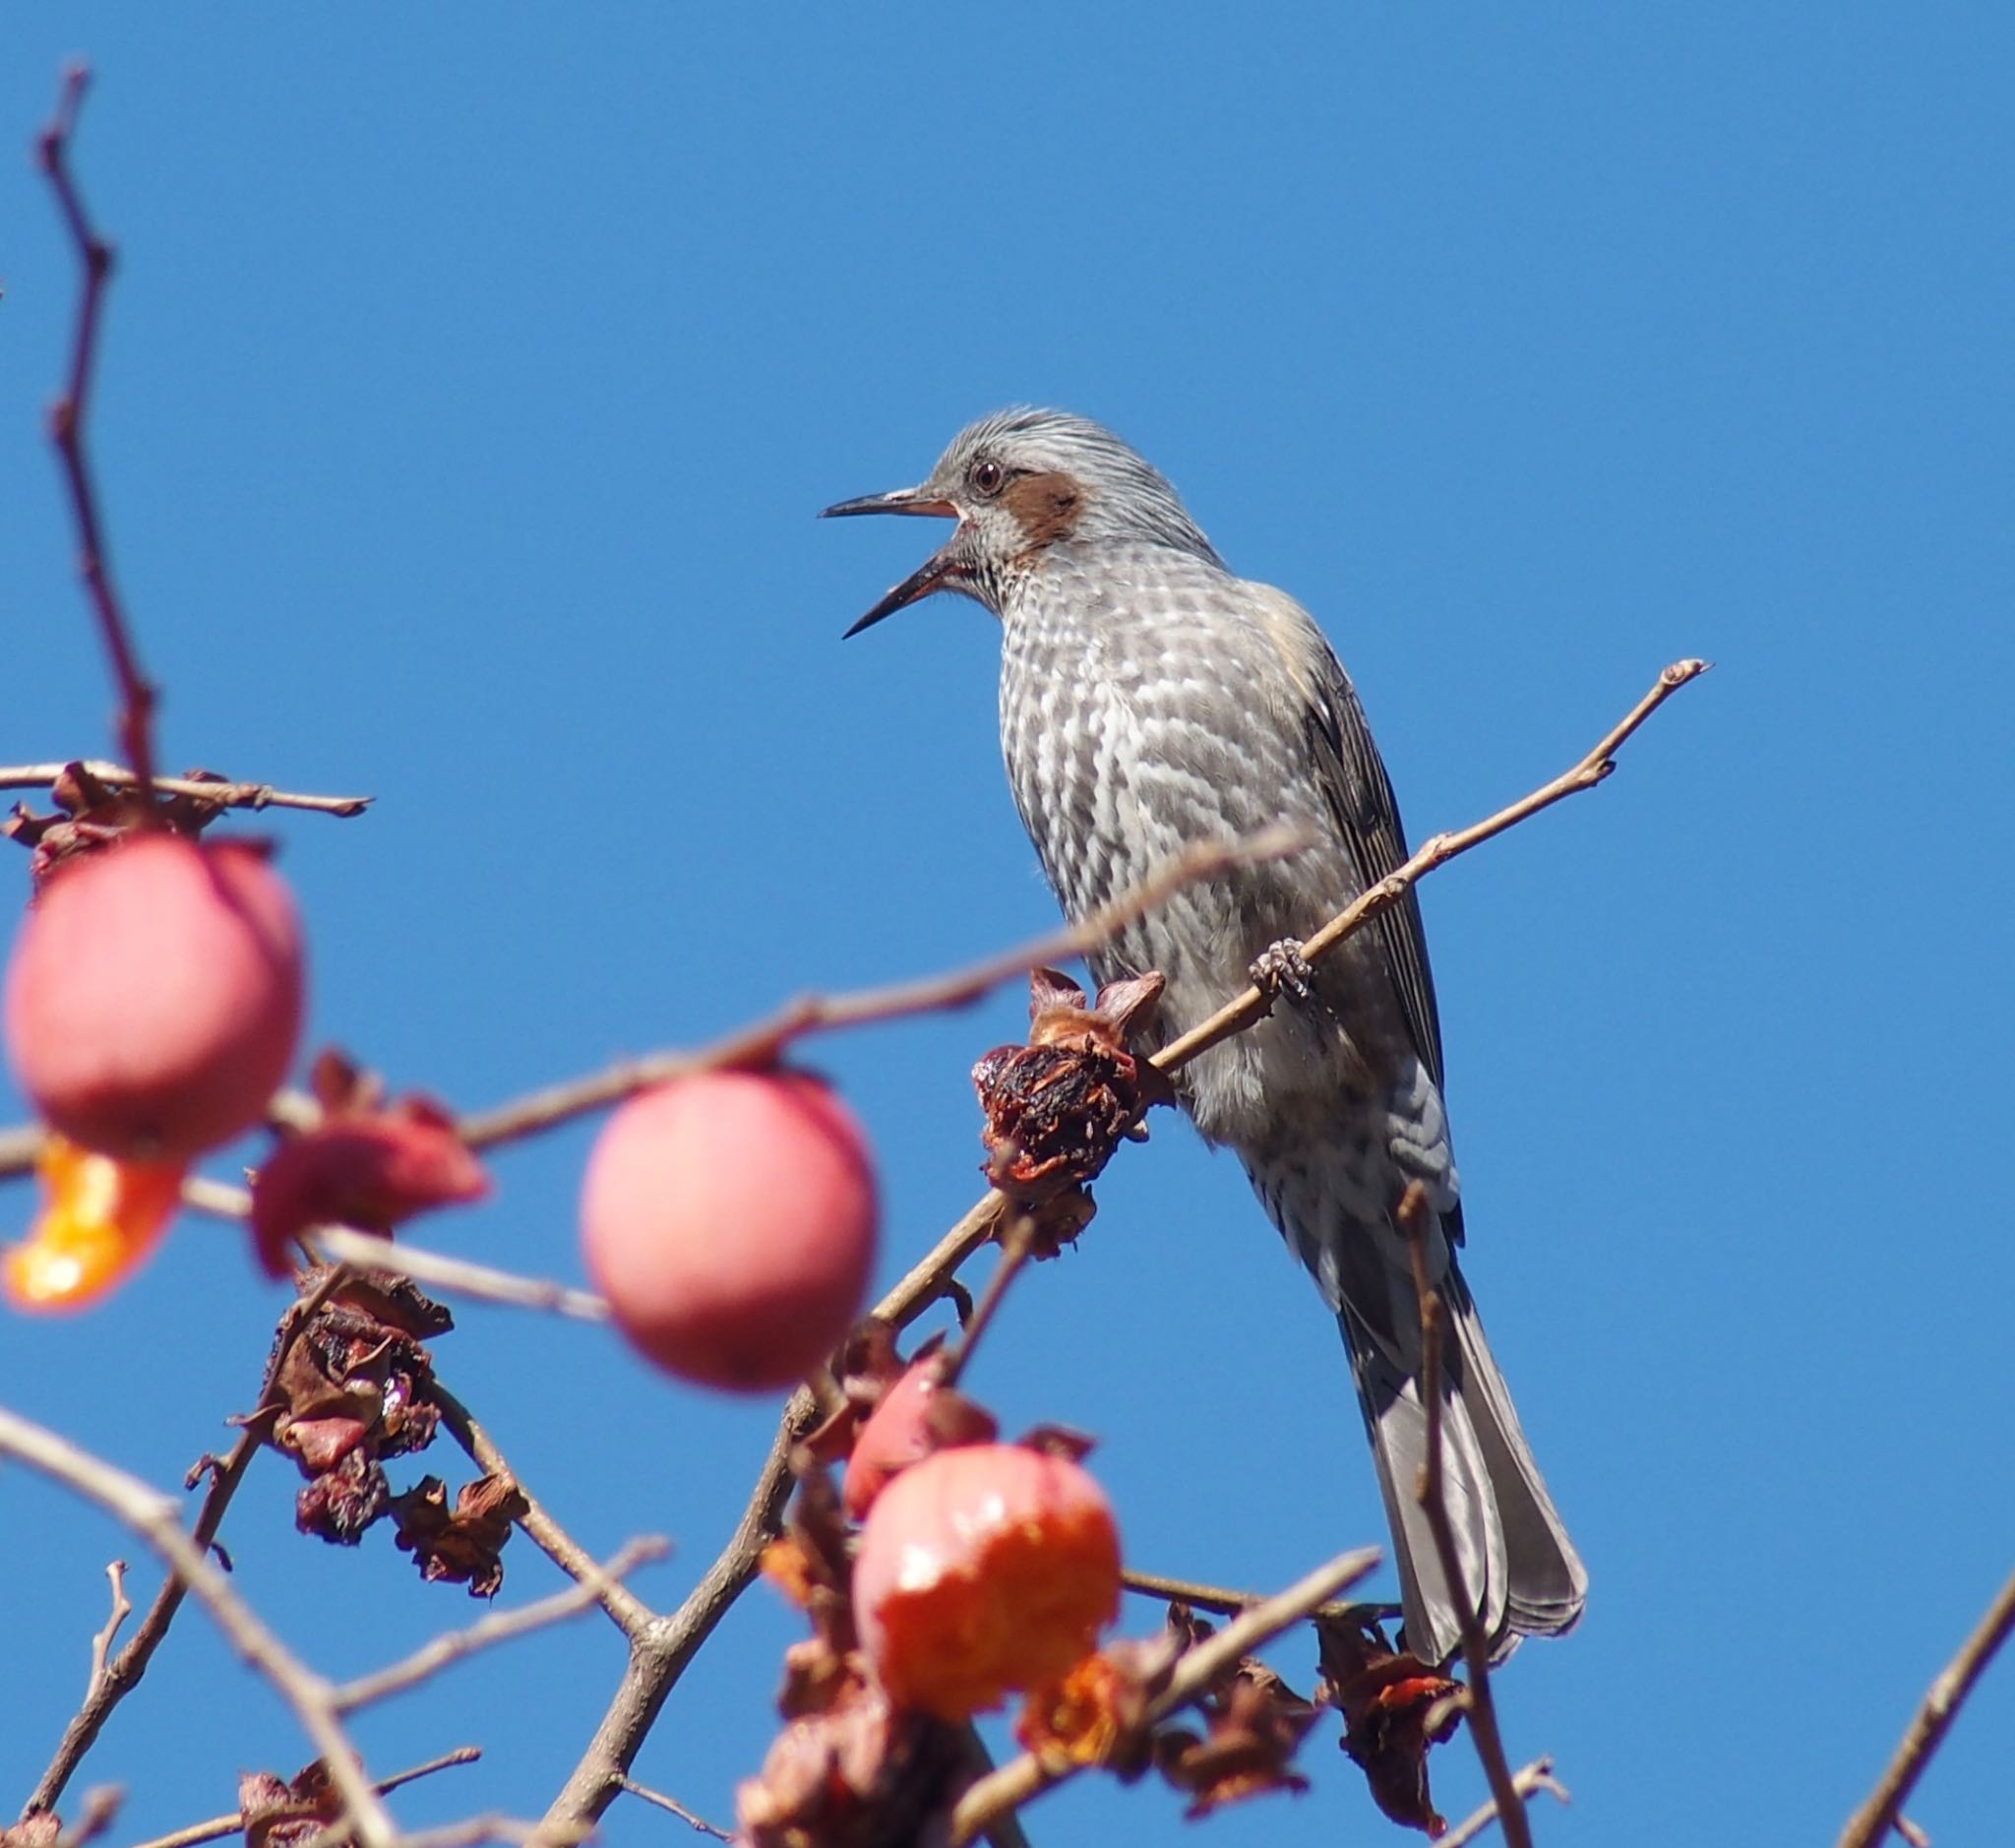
[430,1384,657,1642]
[334,1539,670,1711]
[1154,658,1709,1075]
[123,1750,482,1848]
[1401,1182,1531,1848]
[26,1270,350,1817]
[614,1778,731,1840]
[948,1547,1381,1844]
[0,763,372,817]
[1838,1562,2015,1848]
[37,68,157,804]
[0,1408,396,1848]
[1437,1756,1571,1848]
[1120,1564,1390,1626]
[537,663,1699,1839]
[456,826,1306,1152]
[935,1213,1036,1387]
[81,1561,131,1706]
[314,1227,609,1322]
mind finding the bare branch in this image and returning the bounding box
[26,1270,351,1817]
[334,1539,670,1711]
[948,1547,1382,1844]
[0,1407,396,1848]
[123,1751,481,1848]
[1400,1181,1532,1848]
[1120,1564,1391,1627]
[0,763,372,817]
[1437,1756,1571,1848]
[80,1562,131,1707]
[36,69,157,803]
[430,1384,658,1642]
[456,825,1307,1153]
[1838,1562,2015,1848]
[1155,657,1709,1074]
[313,1228,609,1323]
[614,1779,731,1840]
[538,663,1697,1836]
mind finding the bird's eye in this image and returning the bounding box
[969,459,1006,497]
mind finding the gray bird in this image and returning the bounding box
[824,408,1585,1665]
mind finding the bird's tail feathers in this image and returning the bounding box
[1341,1271,1586,1667]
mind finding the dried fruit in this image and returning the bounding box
[853,1441,1121,1719]
[4,832,303,1161]
[4,1134,183,1311]
[580,1070,878,1392]
[972,968,1170,1202]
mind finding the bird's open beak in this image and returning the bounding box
[820,486,965,637]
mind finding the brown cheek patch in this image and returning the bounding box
[1004,471,1085,549]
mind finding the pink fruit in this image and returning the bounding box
[4,833,305,1161]
[852,1442,1122,1719]
[842,1355,1000,1519]
[580,1070,878,1392]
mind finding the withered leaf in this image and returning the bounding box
[389,1472,526,1597]
[1317,1619,1464,1836]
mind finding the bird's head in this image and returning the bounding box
[822,407,1220,636]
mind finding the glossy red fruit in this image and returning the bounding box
[852,1442,1122,1719]
[4,834,304,1162]
[580,1070,878,1393]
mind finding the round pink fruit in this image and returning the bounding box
[4,833,305,1162]
[580,1070,878,1392]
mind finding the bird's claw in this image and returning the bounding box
[1250,938,1322,1014]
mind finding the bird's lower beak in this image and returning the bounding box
[820,486,966,637]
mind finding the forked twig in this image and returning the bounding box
[1837,1563,2015,1848]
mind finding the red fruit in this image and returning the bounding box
[852,1442,1122,1719]
[842,1356,1000,1519]
[4,833,304,1161]
[250,1099,489,1277]
[580,1070,878,1393]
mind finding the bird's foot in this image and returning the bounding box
[1250,938,1323,1015]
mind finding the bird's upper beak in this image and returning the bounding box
[820,485,966,637]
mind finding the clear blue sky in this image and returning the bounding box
[3,8,2011,1844]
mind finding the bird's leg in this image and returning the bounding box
[1250,937,1331,1016]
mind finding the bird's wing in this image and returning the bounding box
[1248,584,1448,1094]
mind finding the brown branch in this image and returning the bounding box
[613,1779,731,1840]
[123,1750,482,1848]
[0,763,372,817]
[80,1561,132,1708]
[0,1408,396,1848]
[1155,657,1708,1074]
[37,69,157,804]
[333,1539,670,1711]
[1437,1756,1571,1848]
[314,1228,609,1323]
[537,662,1698,1836]
[1120,1564,1391,1626]
[948,1547,1382,1844]
[429,1384,657,1641]
[456,826,1307,1152]
[1401,1182,1532,1848]
[1838,1562,2015,1848]
[25,1270,349,1817]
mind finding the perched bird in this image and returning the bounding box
[823,408,1585,1665]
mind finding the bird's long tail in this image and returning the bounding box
[1340,1258,1587,1666]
